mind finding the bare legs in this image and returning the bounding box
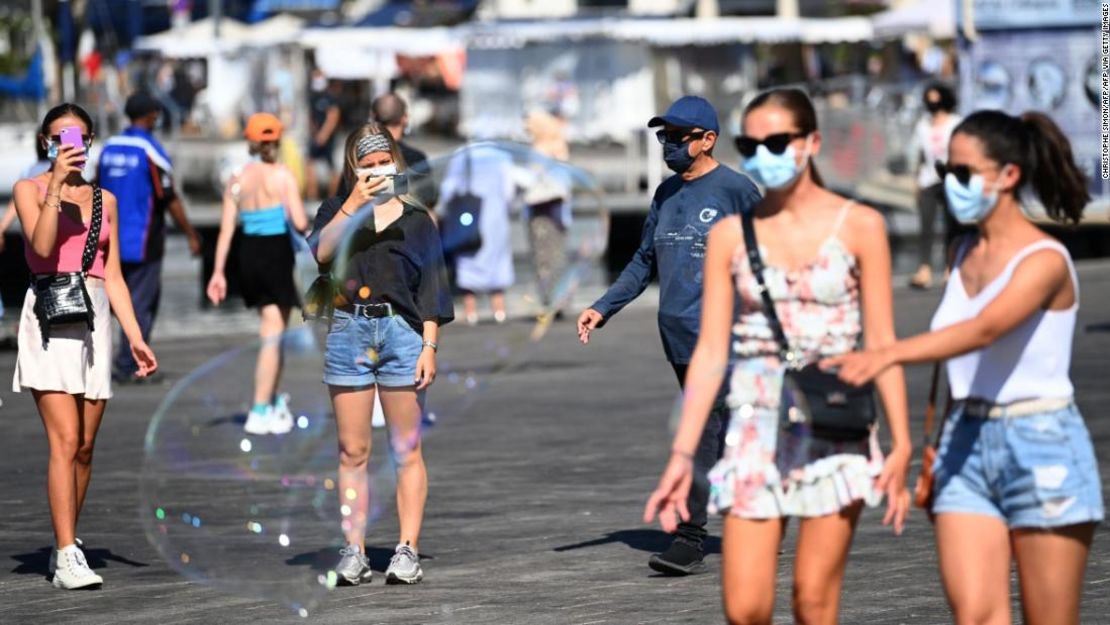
[332,384,426,550]
[461,290,507,324]
[937,513,1094,625]
[36,391,106,548]
[379,387,426,548]
[253,304,290,406]
[720,503,862,625]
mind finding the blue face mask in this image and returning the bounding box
[662,140,696,174]
[943,172,1000,224]
[740,139,809,190]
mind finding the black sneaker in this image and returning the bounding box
[648,537,706,576]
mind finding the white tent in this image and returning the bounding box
[872,0,956,39]
[133,16,304,58]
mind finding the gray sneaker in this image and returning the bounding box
[334,545,372,586]
[385,543,423,585]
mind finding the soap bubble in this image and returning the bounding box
[318,141,609,430]
[139,326,395,616]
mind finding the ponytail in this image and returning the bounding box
[954,110,1089,225]
[1020,112,1089,225]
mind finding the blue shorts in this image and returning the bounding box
[932,402,1104,529]
[323,311,423,388]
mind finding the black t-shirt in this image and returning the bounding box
[309,198,454,333]
[310,92,338,143]
[398,140,438,208]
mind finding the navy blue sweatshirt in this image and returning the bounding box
[591,165,761,364]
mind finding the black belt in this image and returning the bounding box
[338,302,395,318]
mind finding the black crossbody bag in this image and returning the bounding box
[740,209,877,442]
[32,185,103,344]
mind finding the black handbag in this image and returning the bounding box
[439,147,483,257]
[740,209,877,442]
[32,185,103,344]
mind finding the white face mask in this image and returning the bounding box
[311,76,327,92]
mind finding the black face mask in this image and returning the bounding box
[925,100,944,113]
[662,140,696,174]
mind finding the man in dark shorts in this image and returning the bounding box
[98,92,201,384]
[577,96,761,575]
[371,92,437,208]
[306,69,341,200]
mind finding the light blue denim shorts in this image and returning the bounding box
[323,311,423,388]
[932,401,1104,529]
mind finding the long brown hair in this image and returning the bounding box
[743,88,825,187]
[954,110,1089,224]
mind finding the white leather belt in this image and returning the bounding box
[960,397,1073,419]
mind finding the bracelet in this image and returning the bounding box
[421,340,438,352]
[339,205,353,217]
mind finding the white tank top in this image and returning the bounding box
[929,238,1078,403]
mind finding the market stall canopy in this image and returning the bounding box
[872,0,955,39]
[133,16,303,58]
[462,16,875,48]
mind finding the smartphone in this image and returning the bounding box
[355,169,407,197]
[58,126,87,169]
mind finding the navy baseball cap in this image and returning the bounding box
[648,96,719,133]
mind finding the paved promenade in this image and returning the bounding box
[2,262,1110,624]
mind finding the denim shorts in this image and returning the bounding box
[323,311,423,388]
[932,402,1104,529]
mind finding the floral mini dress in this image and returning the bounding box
[708,201,884,519]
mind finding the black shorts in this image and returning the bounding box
[237,233,301,310]
[309,140,335,167]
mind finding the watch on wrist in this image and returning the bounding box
[422,340,438,352]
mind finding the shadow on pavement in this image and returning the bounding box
[551,528,721,556]
[9,546,149,577]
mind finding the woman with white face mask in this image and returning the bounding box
[309,123,454,586]
[646,88,910,625]
[826,110,1099,624]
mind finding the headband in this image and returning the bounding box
[356,133,392,159]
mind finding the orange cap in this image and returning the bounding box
[244,113,282,142]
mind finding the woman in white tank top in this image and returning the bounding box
[826,110,1101,625]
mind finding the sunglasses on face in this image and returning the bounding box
[934,162,999,186]
[734,132,808,158]
[655,129,707,145]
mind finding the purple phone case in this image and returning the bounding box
[58,126,86,168]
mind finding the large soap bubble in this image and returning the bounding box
[139,326,395,616]
[316,141,609,430]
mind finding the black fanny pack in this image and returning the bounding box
[740,209,876,442]
[32,185,103,345]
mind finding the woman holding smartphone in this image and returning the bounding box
[644,89,910,624]
[309,123,453,585]
[207,113,309,436]
[826,110,1100,625]
[12,103,157,589]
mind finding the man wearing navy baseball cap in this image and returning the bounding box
[577,96,761,575]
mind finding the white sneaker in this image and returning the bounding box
[243,406,271,435]
[52,544,102,589]
[269,394,294,435]
[48,537,83,574]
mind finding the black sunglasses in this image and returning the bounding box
[734,132,808,158]
[655,129,707,145]
[934,162,982,186]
